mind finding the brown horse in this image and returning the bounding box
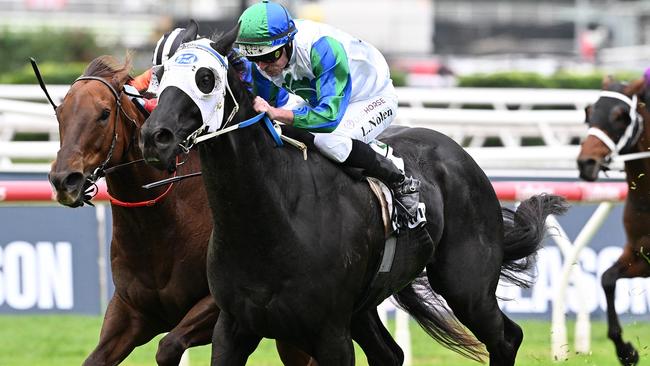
[47,55,314,366]
[577,75,650,366]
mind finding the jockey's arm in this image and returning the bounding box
[290,36,351,133]
[129,68,152,93]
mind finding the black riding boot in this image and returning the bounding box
[343,140,421,217]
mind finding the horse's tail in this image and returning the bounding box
[393,276,488,363]
[500,193,569,287]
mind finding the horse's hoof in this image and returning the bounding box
[617,342,639,366]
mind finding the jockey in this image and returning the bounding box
[131,24,292,113]
[235,0,421,217]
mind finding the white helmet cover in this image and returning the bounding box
[158,39,230,132]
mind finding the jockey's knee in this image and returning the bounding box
[313,134,353,162]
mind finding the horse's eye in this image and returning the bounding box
[195,67,215,94]
[99,109,110,121]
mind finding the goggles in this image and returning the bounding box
[247,47,284,64]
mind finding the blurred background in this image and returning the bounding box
[1,0,649,84]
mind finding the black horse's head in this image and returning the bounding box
[140,25,240,172]
[577,76,647,181]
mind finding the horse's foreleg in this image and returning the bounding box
[601,249,650,366]
[156,296,219,366]
[312,324,355,366]
[351,308,403,366]
[83,296,160,366]
[210,311,261,366]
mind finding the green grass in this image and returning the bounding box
[0,315,648,365]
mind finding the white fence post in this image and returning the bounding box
[550,202,614,361]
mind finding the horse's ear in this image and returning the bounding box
[584,104,592,124]
[626,77,645,97]
[213,24,240,56]
[183,19,199,42]
[602,74,615,88]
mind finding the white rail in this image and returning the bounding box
[396,87,599,110]
[0,85,598,172]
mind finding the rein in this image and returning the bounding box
[31,58,179,207]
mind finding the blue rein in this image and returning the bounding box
[193,111,284,147]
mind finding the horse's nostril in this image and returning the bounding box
[577,158,595,170]
[63,172,84,191]
[154,129,174,147]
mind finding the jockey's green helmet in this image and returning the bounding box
[236,0,297,57]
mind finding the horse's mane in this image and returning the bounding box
[83,54,133,84]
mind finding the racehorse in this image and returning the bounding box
[47,54,315,366]
[140,27,568,366]
[577,75,650,366]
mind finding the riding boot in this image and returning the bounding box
[343,140,421,217]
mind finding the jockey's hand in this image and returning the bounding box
[253,96,272,115]
[253,96,294,125]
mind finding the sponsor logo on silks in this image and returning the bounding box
[174,53,198,65]
[362,107,393,137]
[363,97,386,114]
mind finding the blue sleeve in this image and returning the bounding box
[230,48,287,107]
[292,36,351,132]
[251,65,288,107]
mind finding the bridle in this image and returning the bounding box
[75,76,180,207]
[72,76,140,185]
[156,41,284,152]
[586,89,650,169]
[31,59,178,207]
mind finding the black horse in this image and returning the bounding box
[140,27,568,366]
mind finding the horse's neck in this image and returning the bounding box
[625,123,650,209]
[200,117,306,225]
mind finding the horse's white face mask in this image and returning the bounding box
[158,39,229,132]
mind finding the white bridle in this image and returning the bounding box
[586,90,650,163]
[158,39,240,143]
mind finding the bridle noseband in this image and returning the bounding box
[587,90,650,168]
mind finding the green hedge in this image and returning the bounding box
[0,28,107,84]
[0,61,88,84]
[457,70,640,89]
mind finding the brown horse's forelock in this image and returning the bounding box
[82,55,133,86]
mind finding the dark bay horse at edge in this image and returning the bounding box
[578,75,650,366]
[140,28,568,366]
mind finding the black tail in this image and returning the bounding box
[500,194,569,287]
[393,276,487,363]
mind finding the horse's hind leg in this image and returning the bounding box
[427,260,520,366]
[156,296,219,365]
[602,246,650,366]
[351,307,404,366]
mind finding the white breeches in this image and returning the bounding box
[311,93,398,162]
